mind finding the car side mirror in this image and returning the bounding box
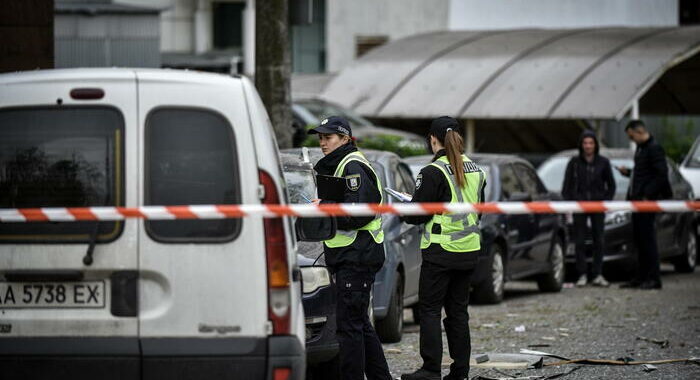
[295,217,337,242]
[508,191,532,202]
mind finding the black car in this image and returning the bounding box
[280,153,339,379]
[405,154,567,304]
[538,148,697,276]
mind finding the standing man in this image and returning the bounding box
[618,120,672,290]
[561,130,616,287]
[308,116,392,380]
[401,117,486,380]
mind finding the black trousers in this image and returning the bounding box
[632,213,661,282]
[335,269,391,380]
[418,259,474,377]
[573,213,605,277]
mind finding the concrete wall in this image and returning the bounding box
[449,0,678,30]
[55,13,160,68]
[325,0,448,72]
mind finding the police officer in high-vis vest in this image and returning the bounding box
[308,116,392,380]
[401,116,486,380]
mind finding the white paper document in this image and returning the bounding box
[385,187,412,202]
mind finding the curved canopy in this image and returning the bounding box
[321,27,700,120]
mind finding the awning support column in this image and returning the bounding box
[631,99,639,119]
[465,119,475,154]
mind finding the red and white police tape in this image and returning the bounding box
[1,201,699,222]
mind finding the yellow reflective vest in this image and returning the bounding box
[420,155,485,253]
[324,151,384,248]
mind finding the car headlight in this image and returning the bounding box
[605,211,631,226]
[301,266,331,294]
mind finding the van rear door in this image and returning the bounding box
[0,71,140,377]
[135,71,269,377]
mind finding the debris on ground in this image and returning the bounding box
[385,348,402,354]
[637,335,670,348]
[515,325,526,333]
[642,364,658,372]
[470,353,545,369]
[474,354,490,364]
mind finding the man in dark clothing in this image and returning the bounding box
[309,116,392,380]
[561,130,616,287]
[618,120,672,290]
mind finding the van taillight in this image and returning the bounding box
[70,88,105,100]
[273,368,291,380]
[259,169,291,335]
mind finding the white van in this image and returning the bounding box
[0,68,307,380]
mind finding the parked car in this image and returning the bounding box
[680,135,700,200]
[283,148,422,343]
[280,153,339,379]
[404,154,567,304]
[538,148,697,275]
[291,97,425,149]
[0,69,309,379]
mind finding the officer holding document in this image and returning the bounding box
[308,116,392,380]
[401,116,486,380]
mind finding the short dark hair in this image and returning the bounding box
[625,119,646,131]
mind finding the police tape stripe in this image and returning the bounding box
[1,201,699,222]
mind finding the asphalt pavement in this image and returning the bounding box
[384,264,700,379]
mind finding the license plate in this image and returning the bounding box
[0,281,105,309]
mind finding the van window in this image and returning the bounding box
[145,108,240,242]
[0,107,124,243]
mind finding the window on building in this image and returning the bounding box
[680,0,700,25]
[290,0,326,73]
[213,2,245,50]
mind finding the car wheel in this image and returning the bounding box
[673,229,696,273]
[537,239,565,292]
[472,244,505,304]
[375,273,404,343]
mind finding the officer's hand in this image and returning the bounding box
[615,166,630,176]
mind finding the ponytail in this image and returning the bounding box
[444,130,466,188]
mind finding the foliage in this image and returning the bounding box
[659,117,697,163]
[355,134,427,158]
[300,126,427,158]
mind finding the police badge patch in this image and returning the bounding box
[415,173,423,189]
[346,174,361,191]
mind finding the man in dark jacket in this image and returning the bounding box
[618,120,672,290]
[562,130,616,287]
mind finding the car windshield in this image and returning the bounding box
[295,100,373,128]
[538,156,633,199]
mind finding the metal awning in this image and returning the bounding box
[321,27,700,120]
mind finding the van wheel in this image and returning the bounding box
[673,229,696,273]
[472,244,505,304]
[538,239,565,292]
[375,273,404,343]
